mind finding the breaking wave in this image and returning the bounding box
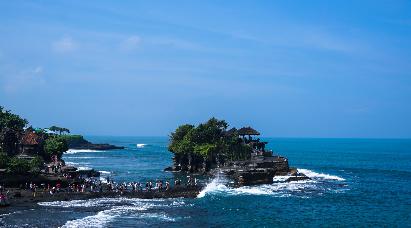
[39,198,183,227]
[198,168,346,198]
[298,168,346,181]
[67,157,109,159]
[136,144,147,148]
[62,205,155,228]
[65,149,102,154]
[99,171,111,175]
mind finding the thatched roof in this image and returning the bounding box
[237,127,260,136]
[20,131,42,145]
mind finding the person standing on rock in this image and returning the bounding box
[32,184,37,198]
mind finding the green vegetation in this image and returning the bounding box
[0,106,72,174]
[58,134,88,147]
[8,157,31,174]
[44,137,68,159]
[29,156,45,174]
[0,106,28,156]
[168,118,252,172]
[0,151,9,169]
[48,125,70,135]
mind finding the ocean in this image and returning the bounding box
[1,137,410,227]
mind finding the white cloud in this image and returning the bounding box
[52,36,77,53]
[120,35,141,51]
[3,66,46,93]
[33,66,43,74]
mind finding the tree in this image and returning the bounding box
[49,126,70,135]
[48,126,59,134]
[168,117,251,172]
[169,124,194,154]
[44,137,68,160]
[8,157,31,174]
[62,128,70,134]
[29,156,44,174]
[0,151,9,169]
[0,106,28,155]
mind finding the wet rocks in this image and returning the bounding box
[69,143,124,150]
[218,156,310,186]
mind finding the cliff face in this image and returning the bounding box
[167,154,309,186]
[219,156,292,186]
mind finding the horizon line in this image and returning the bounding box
[80,134,411,140]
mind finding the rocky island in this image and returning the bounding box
[61,135,124,150]
[166,118,309,186]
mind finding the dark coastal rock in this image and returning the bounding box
[0,174,70,188]
[70,143,124,150]
[213,156,310,186]
[65,135,124,150]
[170,154,311,186]
[5,186,203,209]
[76,169,100,178]
[164,166,173,172]
[286,175,310,182]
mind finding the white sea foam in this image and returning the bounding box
[136,144,147,148]
[63,209,116,228]
[65,162,79,166]
[38,198,153,208]
[0,210,22,218]
[44,198,178,227]
[199,177,317,198]
[99,171,111,174]
[297,168,345,181]
[198,175,230,198]
[138,212,176,222]
[68,157,108,159]
[198,168,346,198]
[273,175,292,182]
[65,149,101,154]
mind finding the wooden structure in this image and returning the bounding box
[237,127,260,136]
[19,130,43,155]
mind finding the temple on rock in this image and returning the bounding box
[226,126,271,157]
[221,126,308,186]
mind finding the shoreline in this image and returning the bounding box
[1,186,202,213]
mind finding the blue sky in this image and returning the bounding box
[1,0,410,138]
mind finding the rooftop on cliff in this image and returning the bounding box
[168,118,271,173]
[20,131,43,146]
[237,127,260,136]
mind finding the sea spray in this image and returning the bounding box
[65,149,102,154]
[136,144,147,148]
[298,168,345,181]
[198,168,346,198]
[198,172,229,198]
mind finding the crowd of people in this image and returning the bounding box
[18,176,199,197]
[0,174,200,206]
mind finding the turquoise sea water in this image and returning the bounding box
[1,137,411,227]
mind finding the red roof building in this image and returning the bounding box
[19,131,44,155]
